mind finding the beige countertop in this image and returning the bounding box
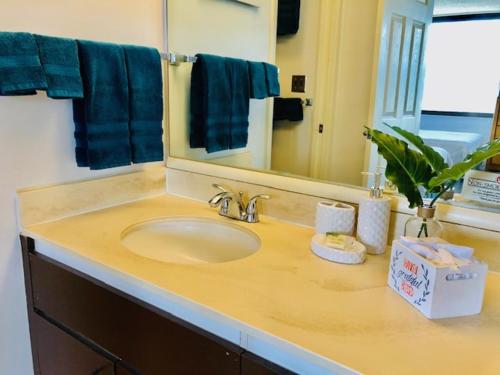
[23,193,500,375]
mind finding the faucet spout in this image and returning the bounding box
[208,184,270,223]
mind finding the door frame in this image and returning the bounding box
[309,0,385,183]
[308,0,344,180]
[363,0,435,182]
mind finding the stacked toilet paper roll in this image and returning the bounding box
[315,201,355,235]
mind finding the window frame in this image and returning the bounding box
[433,12,500,24]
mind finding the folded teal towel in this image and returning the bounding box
[123,45,164,163]
[34,35,83,99]
[0,32,47,95]
[226,57,250,149]
[264,62,280,97]
[248,61,267,99]
[190,54,231,153]
[73,40,131,170]
[277,0,301,36]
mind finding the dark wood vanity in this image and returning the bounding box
[20,236,293,375]
[487,93,500,171]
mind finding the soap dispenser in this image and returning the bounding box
[356,172,391,254]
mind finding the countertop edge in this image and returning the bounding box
[22,231,360,375]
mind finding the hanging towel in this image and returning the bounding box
[0,32,47,95]
[226,57,250,149]
[264,63,280,97]
[273,97,303,122]
[123,45,164,163]
[73,40,131,170]
[277,0,301,36]
[190,54,231,153]
[34,35,83,99]
[248,61,267,99]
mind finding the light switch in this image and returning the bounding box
[291,75,306,93]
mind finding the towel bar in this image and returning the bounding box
[302,98,313,107]
[161,53,281,75]
[161,52,198,65]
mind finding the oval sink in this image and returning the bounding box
[121,217,261,265]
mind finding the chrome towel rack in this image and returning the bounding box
[161,53,281,74]
[161,52,198,65]
[302,98,313,107]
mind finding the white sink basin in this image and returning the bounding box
[121,217,261,265]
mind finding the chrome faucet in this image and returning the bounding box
[208,184,270,223]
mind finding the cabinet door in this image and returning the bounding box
[115,363,139,375]
[29,252,242,375]
[32,313,114,375]
[241,352,295,375]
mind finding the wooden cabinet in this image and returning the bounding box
[32,313,114,375]
[115,364,140,375]
[486,94,500,171]
[241,353,294,375]
[28,252,242,374]
[21,236,293,375]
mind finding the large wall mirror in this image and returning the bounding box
[167,0,500,213]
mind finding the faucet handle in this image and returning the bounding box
[208,184,233,208]
[212,183,228,192]
[249,194,271,203]
[246,194,271,223]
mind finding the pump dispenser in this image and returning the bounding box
[357,172,391,254]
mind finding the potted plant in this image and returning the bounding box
[365,124,500,238]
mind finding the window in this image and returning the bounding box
[421,17,500,114]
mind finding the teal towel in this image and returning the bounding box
[190,54,231,153]
[226,57,250,149]
[248,61,267,99]
[277,0,301,36]
[264,62,280,97]
[0,32,47,95]
[73,40,131,170]
[34,35,83,99]
[123,45,164,163]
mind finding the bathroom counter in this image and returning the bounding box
[22,194,500,374]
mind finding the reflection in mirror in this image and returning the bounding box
[167,0,500,213]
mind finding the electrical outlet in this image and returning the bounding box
[291,75,306,93]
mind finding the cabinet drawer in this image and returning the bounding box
[32,313,114,375]
[29,252,242,375]
[241,352,295,375]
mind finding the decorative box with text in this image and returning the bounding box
[388,240,488,319]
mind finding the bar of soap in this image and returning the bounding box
[311,234,366,264]
[325,232,354,250]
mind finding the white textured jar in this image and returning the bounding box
[315,202,355,235]
[356,196,391,254]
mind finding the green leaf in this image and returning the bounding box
[365,127,435,208]
[429,138,500,188]
[383,123,448,172]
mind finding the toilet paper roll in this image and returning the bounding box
[315,201,355,235]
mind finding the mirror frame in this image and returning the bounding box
[163,0,499,234]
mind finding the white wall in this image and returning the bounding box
[271,0,321,177]
[0,1,164,373]
[271,0,379,185]
[168,0,276,170]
